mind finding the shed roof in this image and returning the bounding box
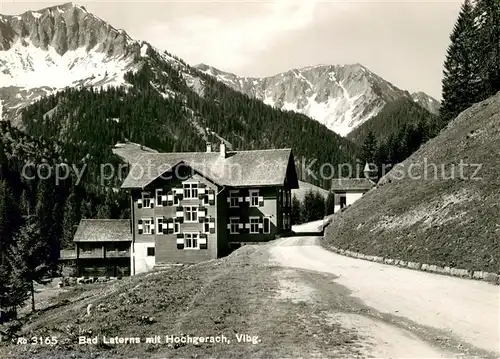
[73,219,132,242]
[331,178,375,191]
[119,148,298,189]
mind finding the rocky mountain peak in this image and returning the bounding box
[196,63,420,136]
[0,2,135,56]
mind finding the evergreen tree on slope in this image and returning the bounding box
[441,0,482,124]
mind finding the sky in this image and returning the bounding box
[0,0,464,99]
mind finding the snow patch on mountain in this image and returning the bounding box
[0,39,136,89]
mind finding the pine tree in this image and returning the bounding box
[9,214,48,312]
[440,0,482,124]
[291,195,302,225]
[62,191,80,248]
[474,0,500,97]
[361,130,377,164]
[325,191,335,215]
[35,179,56,271]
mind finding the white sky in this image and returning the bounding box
[0,0,463,99]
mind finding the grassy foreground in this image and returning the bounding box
[0,246,361,359]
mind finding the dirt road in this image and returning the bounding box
[269,236,500,358]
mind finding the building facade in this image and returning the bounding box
[121,144,298,275]
[71,219,132,277]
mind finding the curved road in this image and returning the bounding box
[269,236,500,356]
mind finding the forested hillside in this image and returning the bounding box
[347,98,437,175]
[347,98,437,145]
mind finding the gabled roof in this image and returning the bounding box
[331,178,375,191]
[119,148,298,189]
[73,219,132,242]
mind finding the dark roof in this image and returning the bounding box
[331,178,375,191]
[119,148,298,189]
[73,219,132,242]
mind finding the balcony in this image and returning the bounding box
[78,249,104,259]
[105,249,131,258]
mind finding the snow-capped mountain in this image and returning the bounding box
[411,91,441,114]
[196,63,439,136]
[0,3,186,118]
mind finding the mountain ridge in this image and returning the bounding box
[195,63,440,136]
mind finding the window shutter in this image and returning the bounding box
[227,223,231,230]
[137,198,143,209]
[238,197,243,203]
[259,196,264,207]
[238,223,243,229]
[209,227,215,234]
[244,197,250,202]
[138,219,143,235]
[199,233,207,249]
[226,197,231,204]
[244,223,250,229]
[176,233,184,249]
[208,191,215,205]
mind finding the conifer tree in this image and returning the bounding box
[474,0,500,97]
[62,190,80,248]
[325,191,335,215]
[441,0,482,124]
[361,130,377,164]
[9,214,48,312]
[291,195,302,225]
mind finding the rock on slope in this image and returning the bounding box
[196,63,439,136]
[324,92,500,273]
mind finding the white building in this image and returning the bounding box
[331,178,375,213]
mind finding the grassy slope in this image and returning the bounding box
[323,93,500,273]
[0,247,363,359]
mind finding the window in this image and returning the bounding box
[339,194,347,209]
[184,206,198,222]
[174,221,180,234]
[174,194,179,205]
[156,189,163,207]
[147,247,155,256]
[142,192,152,208]
[229,190,239,208]
[183,183,198,199]
[203,194,209,205]
[184,233,199,249]
[142,218,154,234]
[156,216,164,233]
[229,217,240,234]
[249,217,260,234]
[263,217,270,234]
[249,189,259,207]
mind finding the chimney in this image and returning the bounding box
[206,142,212,153]
[219,142,226,158]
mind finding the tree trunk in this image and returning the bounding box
[30,280,35,312]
